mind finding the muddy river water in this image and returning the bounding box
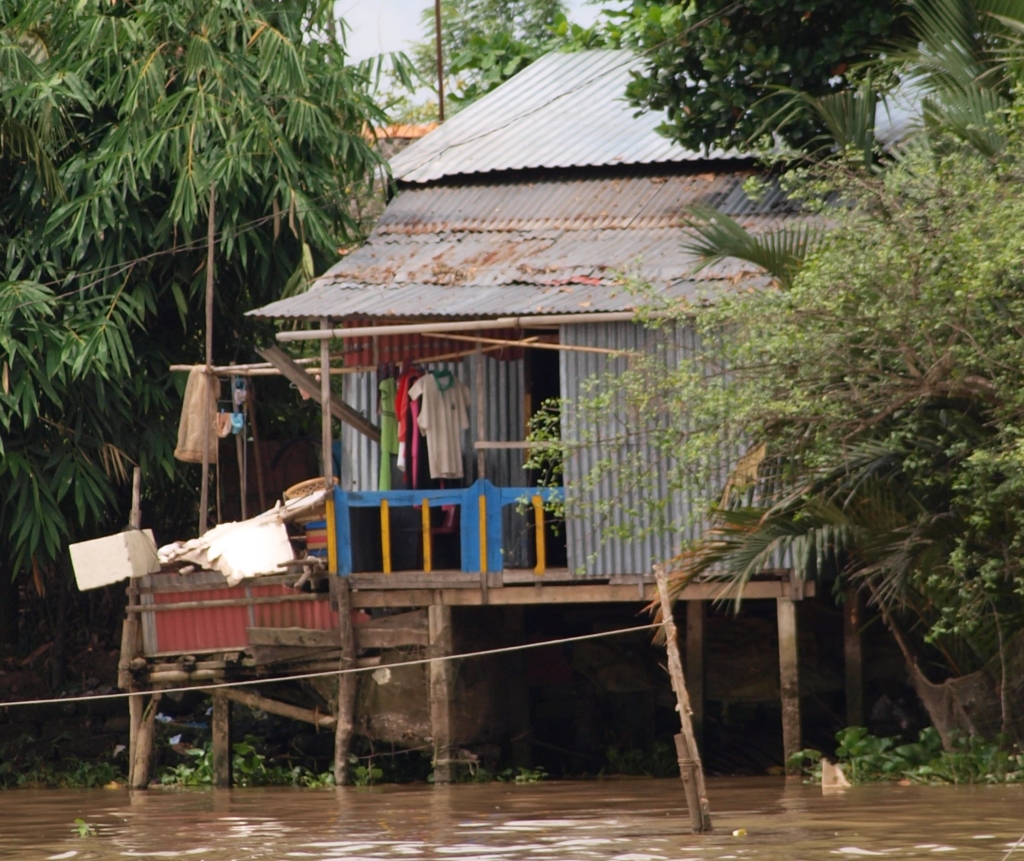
[1,778,1022,861]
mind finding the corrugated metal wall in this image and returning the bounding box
[339,355,530,569]
[560,321,706,578]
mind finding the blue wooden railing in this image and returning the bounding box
[327,480,561,576]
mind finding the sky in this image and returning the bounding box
[339,0,603,62]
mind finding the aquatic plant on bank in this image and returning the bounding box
[791,727,1024,785]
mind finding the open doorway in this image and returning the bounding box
[523,336,567,569]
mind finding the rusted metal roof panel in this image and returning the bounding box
[389,50,740,184]
[248,171,796,321]
[376,172,784,234]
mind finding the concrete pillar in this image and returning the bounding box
[428,603,455,784]
[776,597,801,774]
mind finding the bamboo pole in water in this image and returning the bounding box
[654,564,713,833]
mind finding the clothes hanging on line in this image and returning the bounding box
[409,371,470,479]
[378,375,399,490]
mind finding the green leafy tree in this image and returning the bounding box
[618,0,908,152]
[0,0,393,653]
[410,0,574,110]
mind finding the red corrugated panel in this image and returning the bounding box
[251,585,338,629]
[152,584,337,654]
[153,587,250,653]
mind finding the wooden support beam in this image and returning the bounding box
[212,691,232,788]
[777,597,801,774]
[247,627,341,648]
[686,600,706,752]
[348,579,814,608]
[428,603,456,785]
[332,577,358,786]
[655,566,712,833]
[844,587,865,727]
[258,345,380,442]
[220,687,336,728]
[131,691,161,789]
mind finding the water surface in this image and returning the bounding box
[1,778,1022,861]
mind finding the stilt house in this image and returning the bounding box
[122,50,867,788]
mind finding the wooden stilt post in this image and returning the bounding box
[777,595,802,774]
[127,691,142,787]
[428,603,455,785]
[332,576,357,786]
[686,600,706,752]
[843,586,865,727]
[654,565,712,833]
[212,690,232,788]
[131,691,162,789]
[124,471,146,787]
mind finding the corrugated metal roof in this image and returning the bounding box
[376,172,789,235]
[249,171,792,320]
[389,50,739,184]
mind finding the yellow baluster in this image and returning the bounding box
[421,499,432,573]
[479,494,487,574]
[532,495,546,576]
[380,499,392,574]
[325,493,338,576]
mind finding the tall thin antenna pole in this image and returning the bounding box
[434,0,445,121]
[199,185,216,536]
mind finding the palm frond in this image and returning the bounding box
[682,204,821,290]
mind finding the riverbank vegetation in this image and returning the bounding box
[794,727,1024,785]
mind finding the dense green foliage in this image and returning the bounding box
[619,0,906,151]
[530,0,1024,744]
[409,0,610,110]
[0,0,389,585]
[793,727,1024,784]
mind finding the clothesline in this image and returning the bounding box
[167,332,622,378]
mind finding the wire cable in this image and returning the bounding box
[0,621,664,710]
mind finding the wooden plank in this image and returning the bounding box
[129,593,324,612]
[360,609,427,629]
[350,571,502,590]
[248,645,343,665]
[655,566,712,833]
[347,580,815,609]
[221,687,336,728]
[247,627,341,648]
[777,597,801,774]
[258,346,380,442]
[355,627,429,648]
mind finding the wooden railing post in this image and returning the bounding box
[380,499,391,574]
[422,499,432,573]
[532,495,546,576]
[654,564,713,833]
[478,492,488,602]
